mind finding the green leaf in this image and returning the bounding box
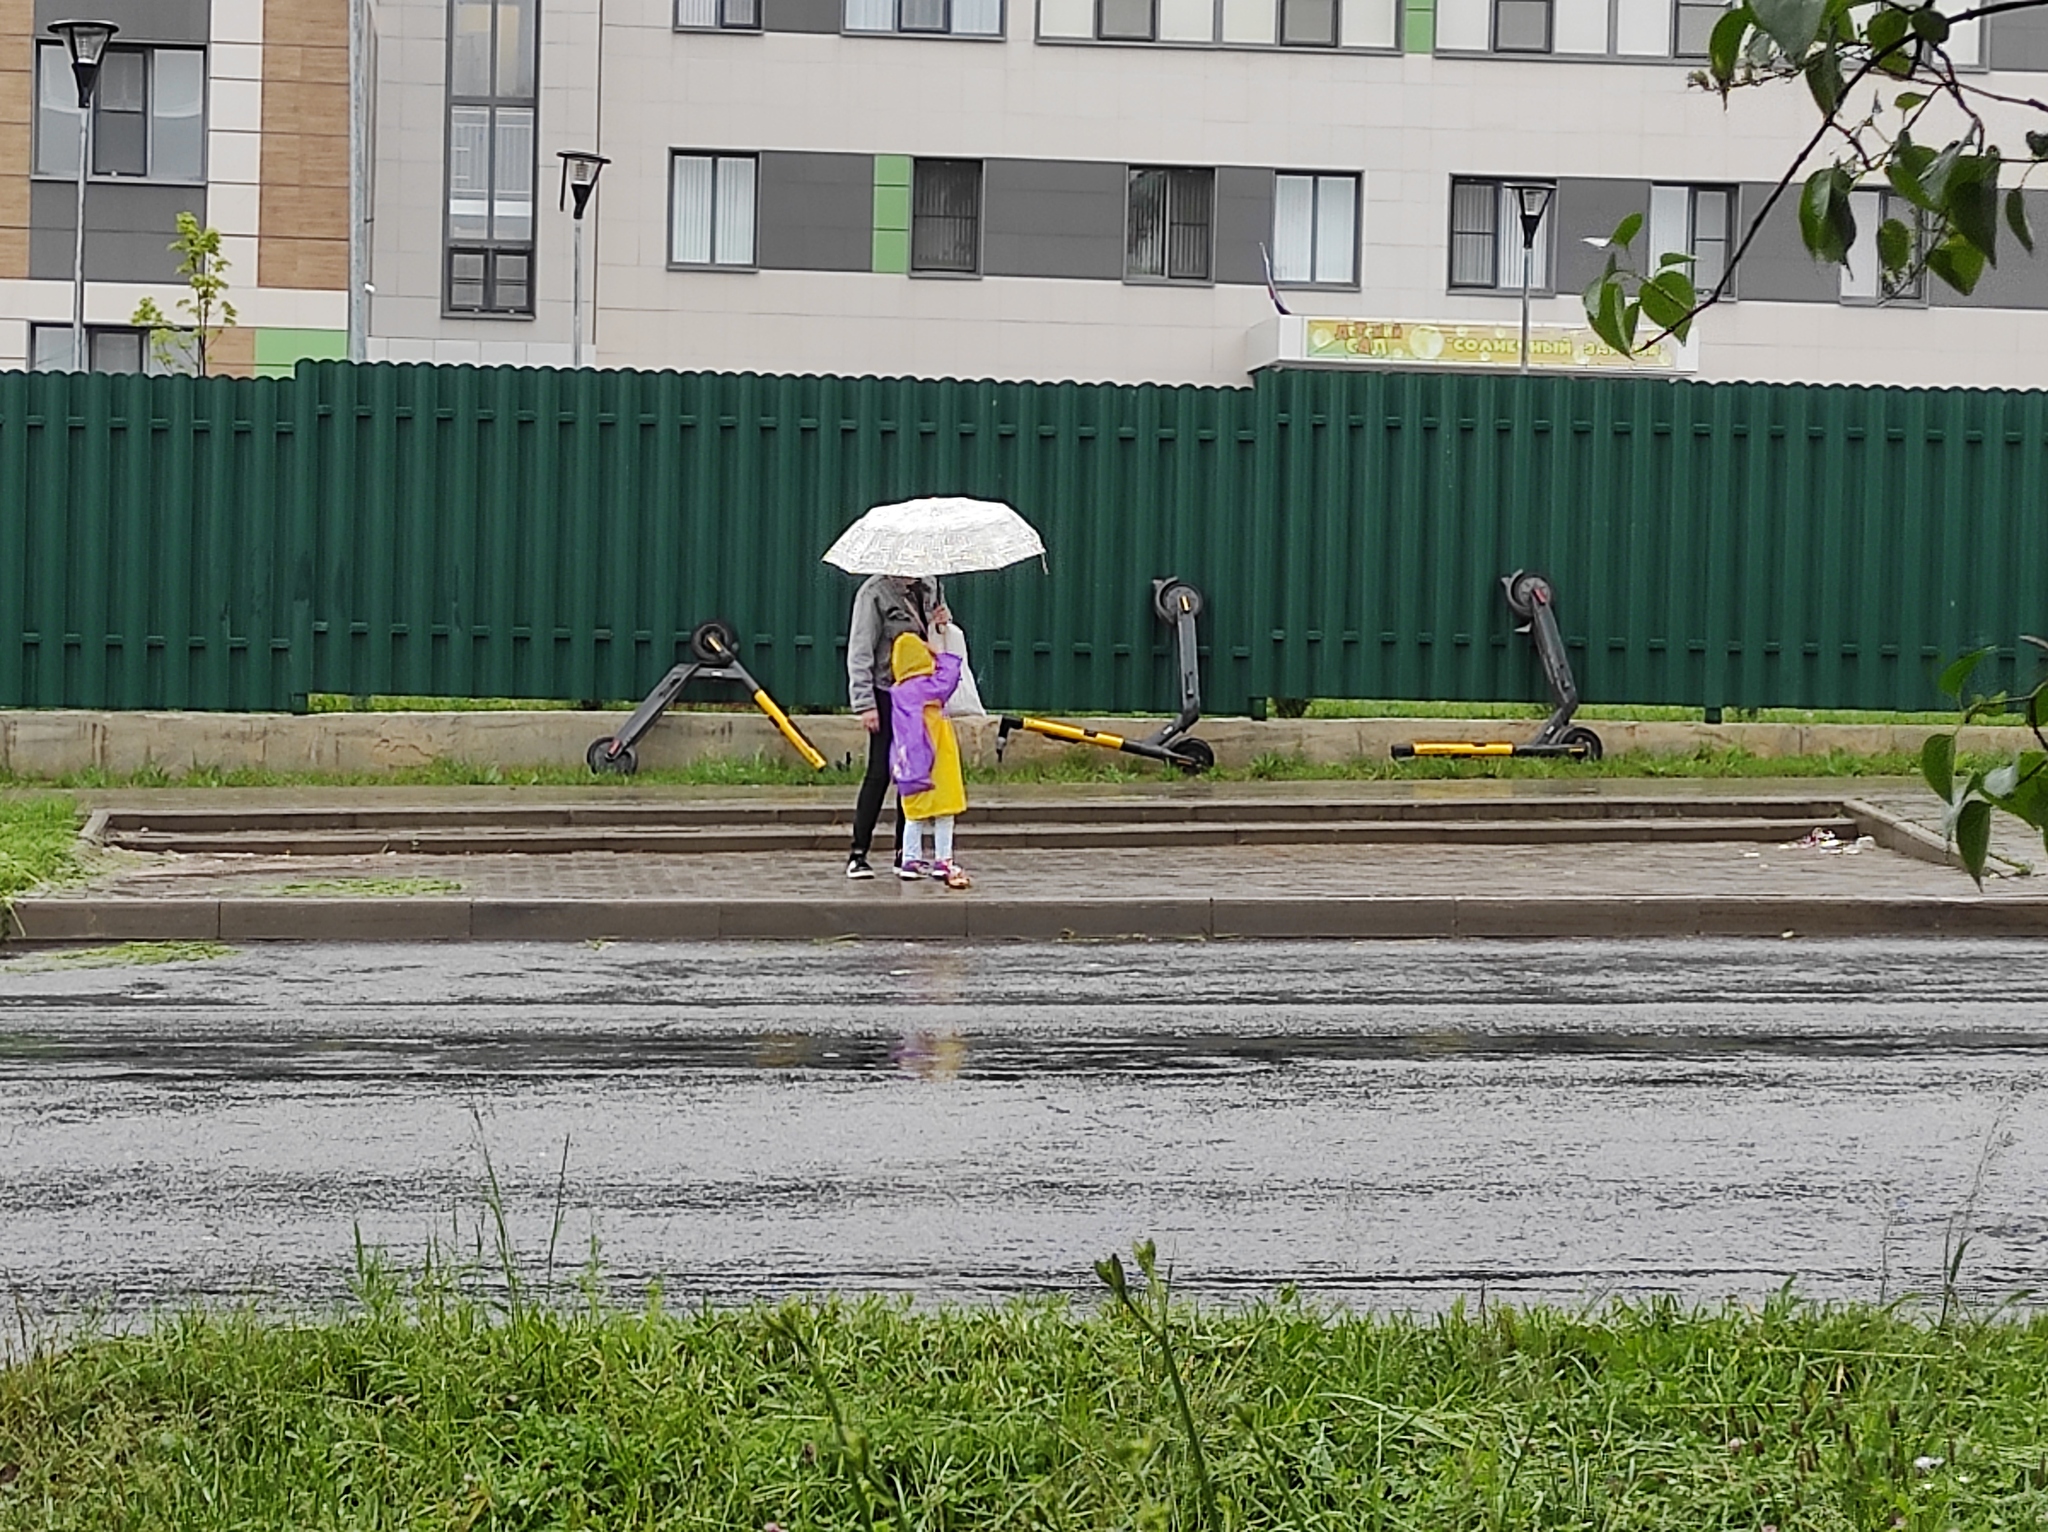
[1945,151,2002,265]
[1895,90,1927,110]
[1922,731,1956,801]
[1799,166,1858,263]
[1710,4,1753,80]
[1805,43,1845,112]
[1093,1254,1128,1298]
[1956,798,1992,885]
[2030,130,2048,161]
[2008,188,2035,254]
[1585,275,1636,355]
[1926,235,1987,294]
[1939,647,1991,700]
[1639,267,1699,335]
[1866,3,1909,55]
[1658,250,1696,267]
[1609,211,1644,249]
[1909,3,1949,41]
[1877,217,1914,273]
[1753,0,1826,54]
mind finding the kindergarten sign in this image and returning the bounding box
[1258,317,1694,374]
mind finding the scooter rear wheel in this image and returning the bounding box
[690,619,739,665]
[1560,726,1603,762]
[1173,736,1216,774]
[587,738,639,775]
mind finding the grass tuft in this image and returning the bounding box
[2,940,236,968]
[0,797,80,904]
[3,1265,2047,1530]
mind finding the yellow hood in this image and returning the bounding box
[891,631,935,683]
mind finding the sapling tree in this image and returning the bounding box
[131,213,238,377]
[1921,641,2048,884]
[1582,0,2048,354]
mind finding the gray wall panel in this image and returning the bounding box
[1931,188,2048,309]
[983,159,1125,280]
[763,0,842,30]
[1552,177,1650,295]
[1214,166,1274,286]
[30,181,205,282]
[33,0,209,43]
[1735,181,1838,303]
[755,151,873,272]
[1990,8,2048,70]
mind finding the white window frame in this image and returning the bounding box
[33,42,207,184]
[1841,188,1927,305]
[1647,183,1735,301]
[845,0,1006,35]
[674,0,762,27]
[668,151,759,269]
[1271,171,1360,288]
[1448,177,1554,293]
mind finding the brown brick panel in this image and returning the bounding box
[208,321,256,378]
[0,0,32,280]
[258,0,349,292]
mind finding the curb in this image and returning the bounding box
[9,893,2045,943]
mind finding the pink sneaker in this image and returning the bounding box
[931,860,972,890]
[896,859,926,881]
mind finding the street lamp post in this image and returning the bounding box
[49,19,117,371]
[1511,182,1554,377]
[557,151,610,369]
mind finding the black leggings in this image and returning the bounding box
[851,699,905,858]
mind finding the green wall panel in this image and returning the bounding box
[0,360,2042,715]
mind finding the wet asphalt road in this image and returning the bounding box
[2,938,2045,1318]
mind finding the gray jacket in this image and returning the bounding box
[846,574,941,712]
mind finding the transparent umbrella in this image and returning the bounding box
[821,496,1046,577]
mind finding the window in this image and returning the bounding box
[1842,188,1925,303]
[1647,184,1733,298]
[911,159,982,273]
[1272,172,1358,286]
[445,0,538,316]
[675,0,760,24]
[34,44,204,182]
[1280,0,1339,42]
[1672,0,1723,55]
[1493,0,1551,49]
[1097,0,1155,37]
[1447,177,1553,291]
[29,323,193,375]
[1126,167,1214,282]
[845,0,1003,33]
[670,152,757,266]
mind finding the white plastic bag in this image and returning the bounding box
[933,621,987,718]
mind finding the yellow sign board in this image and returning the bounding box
[1301,318,1688,373]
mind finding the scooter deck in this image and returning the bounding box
[1391,741,1591,759]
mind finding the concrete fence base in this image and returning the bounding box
[0,708,2028,780]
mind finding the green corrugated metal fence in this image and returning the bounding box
[1,359,2041,716]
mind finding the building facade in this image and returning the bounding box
[1,0,352,376]
[12,0,2048,385]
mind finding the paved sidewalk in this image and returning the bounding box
[9,777,2041,943]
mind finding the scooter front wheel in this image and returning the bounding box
[1172,737,1216,775]
[1560,726,1603,762]
[587,738,639,775]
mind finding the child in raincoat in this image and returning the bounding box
[888,630,971,889]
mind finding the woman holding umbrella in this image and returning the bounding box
[828,497,1045,880]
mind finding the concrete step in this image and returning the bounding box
[101,816,1867,857]
[94,794,1851,837]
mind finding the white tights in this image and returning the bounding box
[900,815,955,864]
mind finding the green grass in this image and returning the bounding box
[4,1264,2046,1531]
[0,797,79,902]
[268,877,464,898]
[0,746,1961,794]
[0,940,235,968]
[1299,698,1979,725]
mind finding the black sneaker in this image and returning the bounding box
[846,854,876,881]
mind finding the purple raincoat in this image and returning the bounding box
[887,652,961,795]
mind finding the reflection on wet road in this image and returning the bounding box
[2,939,2044,1314]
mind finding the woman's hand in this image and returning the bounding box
[932,602,953,631]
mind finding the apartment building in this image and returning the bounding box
[0,0,354,376]
[15,0,2048,386]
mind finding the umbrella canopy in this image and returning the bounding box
[821,496,1046,578]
